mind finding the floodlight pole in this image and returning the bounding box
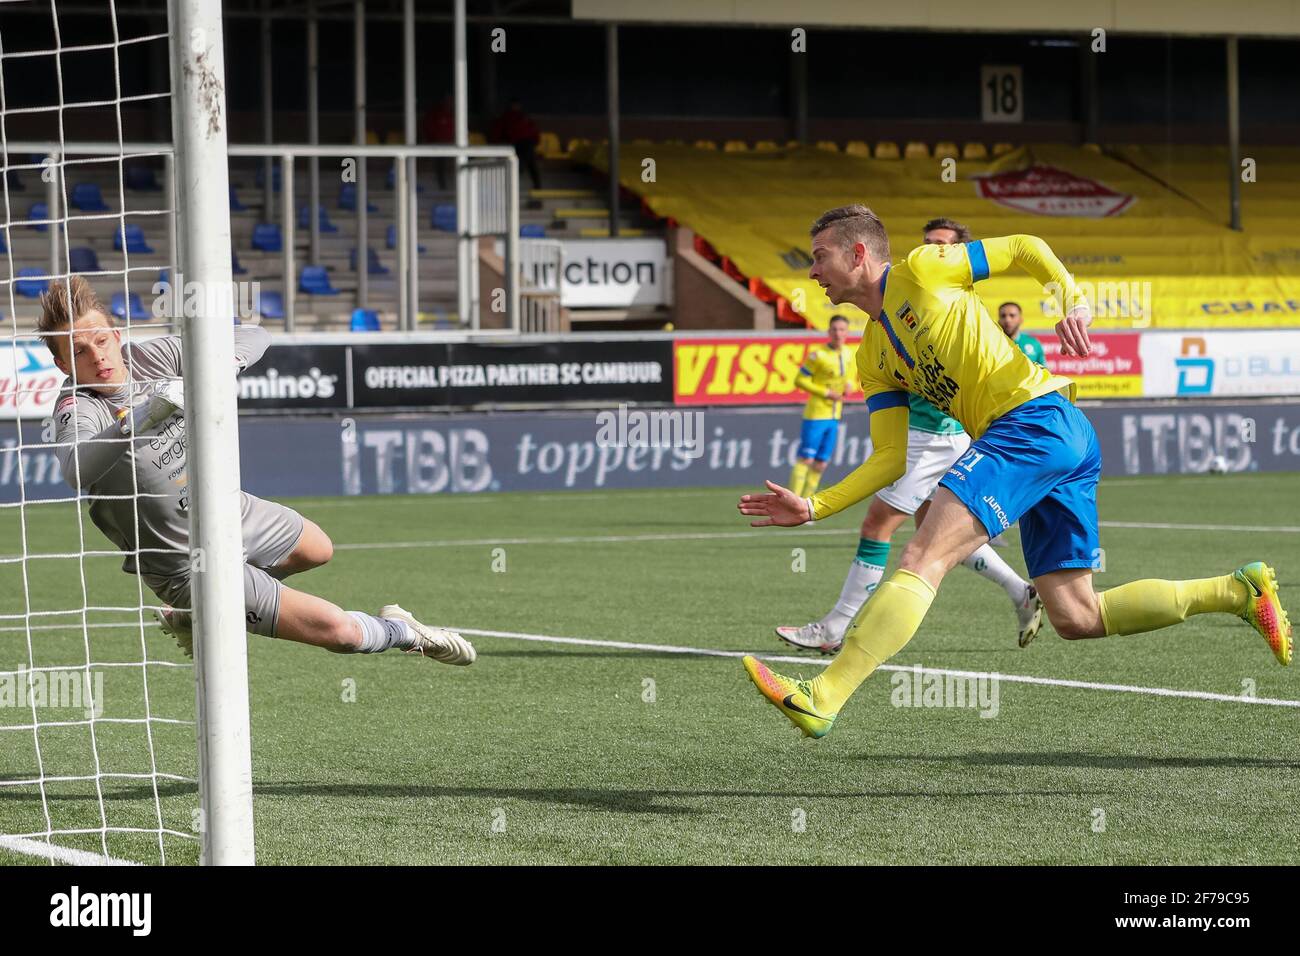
[606,23,619,239]
[261,0,274,222]
[355,0,368,309]
[1226,35,1242,232]
[406,0,420,330]
[307,0,321,265]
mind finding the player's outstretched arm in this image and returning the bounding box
[973,234,1094,355]
[737,397,908,527]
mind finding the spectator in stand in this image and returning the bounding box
[423,95,456,191]
[490,98,542,190]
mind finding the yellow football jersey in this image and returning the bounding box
[856,236,1080,440]
[796,343,856,420]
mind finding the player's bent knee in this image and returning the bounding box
[1046,607,1104,640]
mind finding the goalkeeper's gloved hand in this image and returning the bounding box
[117,379,185,435]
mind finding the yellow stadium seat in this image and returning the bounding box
[962,142,988,160]
[992,142,1016,156]
[567,137,591,154]
[631,137,653,146]
[754,140,780,152]
[1082,142,1101,153]
[873,141,901,159]
[365,130,380,145]
[904,141,929,159]
[723,140,748,152]
[664,138,686,146]
[385,131,403,145]
[845,141,871,158]
[816,140,839,152]
[786,139,802,148]
[538,131,563,158]
[469,131,486,145]
[934,141,959,161]
[694,139,718,150]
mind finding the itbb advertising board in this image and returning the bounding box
[6,400,1300,504]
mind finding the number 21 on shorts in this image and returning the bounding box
[956,449,985,473]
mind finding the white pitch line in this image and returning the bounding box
[333,517,1297,553]
[0,834,140,867]
[454,626,1300,709]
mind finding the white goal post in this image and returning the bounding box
[167,0,255,866]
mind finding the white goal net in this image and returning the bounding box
[0,0,251,866]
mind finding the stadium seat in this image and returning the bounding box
[844,141,871,158]
[255,164,282,192]
[111,291,149,321]
[251,222,282,252]
[992,142,1016,156]
[71,182,109,212]
[350,308,381,332]
[68,246,100,273]
[723,140,748,152]
[431,204,457,232]
[567,137,592,154]
[0,231,5,253]
[27,201,49,231]
[664,138,687,147]
[125,166,160,191]
[962,142,989,160]
[934,141,959,161]
[785,139,802,149]
[157,267,170,289]
[385,224,426,252]
[904,141,930,159]
[298,205,339,233]
[469,132,486,146]
[298,265,339,295]
[631,138,653,146]
[815,141,839,152]
[114,224,154,254]
[232,250,248,275]
[229,185,246,211]
[520,223,546,238]
[349,246,390,275]
[753,140,780,152]
[538,132,563,158]
[338,183,378,212]
[15,268,48,298]
[365,130,380,144]
[873,141,901,159]
[693,140,717,151]
[254,290,284,320]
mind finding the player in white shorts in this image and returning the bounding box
[41,276,476,666]
[776,218,1045,654]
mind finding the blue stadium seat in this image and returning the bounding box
[349,246,390,276]
[386,165,425,192]
[431,204,457,232]
[385,224,426,252]
[251,222,282,252]
[255,164,282,192]
[125,166,160,191]
[114,224,154,254]
[71,182,109,212]
[15,268,48,298]
[298,205,338,233]
[229,185,246,211]
[520,224,546,238]
[69,246,100,273]
[157,267,170,289]
[350,308,381,332]
[0,231,6,253]
[338,183,379,212]
[111,291,150,321]
[232,250,248,275]
[254,289,284,319]
[298,265,339,295]
[28,201,49,232]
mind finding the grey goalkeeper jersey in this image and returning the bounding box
[53,326,271,576]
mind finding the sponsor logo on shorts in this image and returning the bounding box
[982,494,1011,530]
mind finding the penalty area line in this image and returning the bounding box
[454,626,1300,709]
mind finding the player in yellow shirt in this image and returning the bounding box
[738,204,1291,739]
[787,314,856,497]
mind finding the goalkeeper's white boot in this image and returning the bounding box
[1015,584,1045,648]
[154,606,193,658]
[774,620,843,656]
[380,605,477,666]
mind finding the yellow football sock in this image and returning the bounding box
[810,568,936,713]
[802,469,823,495]
[788,461,809,497]
[1097,574,1247,636]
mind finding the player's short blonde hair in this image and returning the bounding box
[38,275,109,360]
[810,204,890,262]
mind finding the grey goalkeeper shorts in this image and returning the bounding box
[140,492,305,638]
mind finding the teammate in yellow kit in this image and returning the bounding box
[788,314,856,497]
[738,204,1292,739]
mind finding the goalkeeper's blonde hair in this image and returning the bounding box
[38,275,111,361]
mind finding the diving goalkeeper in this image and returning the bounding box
[42,276,475,665]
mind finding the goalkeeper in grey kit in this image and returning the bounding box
[42,276,475,665]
